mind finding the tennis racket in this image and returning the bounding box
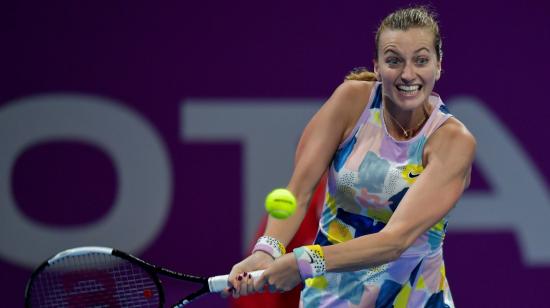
[25,246,263,307]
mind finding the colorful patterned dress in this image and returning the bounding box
[300,82,454,308]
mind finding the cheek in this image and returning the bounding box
[419,67,439,83]
[383,80,394,89]
[378,68,398,81]
[428,71,439,83]
[381,80,398,98]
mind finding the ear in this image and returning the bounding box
[373,59,381,80]
[435,60,442,81]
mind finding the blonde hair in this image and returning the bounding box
[345,6,442,82]
[345,67,378,81]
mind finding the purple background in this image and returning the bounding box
[2,1,550,307]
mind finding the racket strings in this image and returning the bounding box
[28,252,161,307]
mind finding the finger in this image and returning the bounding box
[227,274,237,293]
[231,284,240,298]
[226,276,237,292]
[232,273,244,298]
[220,287,235,299]
[253,272,268,292]
[265,274,278,293]
[245,273,255,295]
[239,272,249,296]
[227,267,239,285]
[220,288,228,298]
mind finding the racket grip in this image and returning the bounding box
[208,270,264,292]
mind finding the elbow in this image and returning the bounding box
[391,244,411,262]
[388,246,406,262]
[381,231,409,262]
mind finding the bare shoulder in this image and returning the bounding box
[325,80,376,138]
[425,117,477,166]
[333,80,375,101]
[438,117,476,148]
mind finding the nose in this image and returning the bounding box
[400,61,416,83]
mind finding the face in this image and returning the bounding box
[374,27,441,111]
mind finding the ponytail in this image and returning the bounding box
[344,67,378,82]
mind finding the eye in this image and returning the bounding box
[385,57,402,66]
[416,57,430,65]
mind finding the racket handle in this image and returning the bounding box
[208,270,264,292]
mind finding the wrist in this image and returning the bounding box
[252,235,286,259]
[251,250,275,261]
[293,245,326,280]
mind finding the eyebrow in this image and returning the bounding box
[383,47,431,55]
[414,47,431,53]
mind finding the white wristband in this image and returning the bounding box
[252,236,286,259]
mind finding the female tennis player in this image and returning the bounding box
[224,6,475,307]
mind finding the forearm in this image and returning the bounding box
[323,231,404,272]
[262,142,327,246]
[263,192,310,246]
[261,82,369,247]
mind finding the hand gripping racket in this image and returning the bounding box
[24,246,263,307]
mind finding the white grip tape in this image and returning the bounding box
[208,270,264,292]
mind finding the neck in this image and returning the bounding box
[383,99,430,139]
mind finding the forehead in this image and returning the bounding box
[378,27,435,53]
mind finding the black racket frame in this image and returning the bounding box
[25,248,212,308]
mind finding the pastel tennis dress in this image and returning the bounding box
[300,82,454,308]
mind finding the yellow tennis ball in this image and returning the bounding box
[265,188,297,219]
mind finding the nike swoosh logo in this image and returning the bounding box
[304,250,314,263]
[409,172,420,178]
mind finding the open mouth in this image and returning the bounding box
[396,84,422,96]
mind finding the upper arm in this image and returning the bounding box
[382,119,477,249]
[288,80,374,207]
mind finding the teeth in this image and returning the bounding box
[397,85,420,92]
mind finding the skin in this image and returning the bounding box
[375,27,441,139]
[222,26,476,298]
